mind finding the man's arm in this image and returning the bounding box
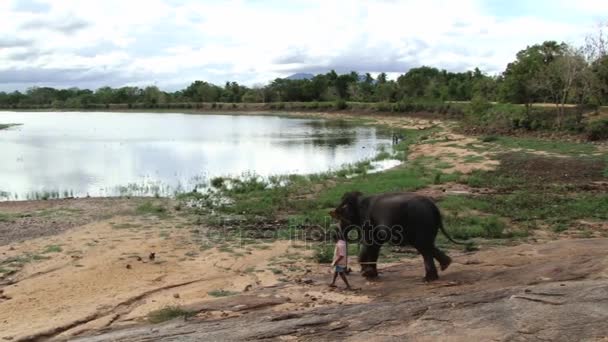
[331,255,343,266]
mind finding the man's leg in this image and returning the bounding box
[338,272,352,289]
[329,271,338,287]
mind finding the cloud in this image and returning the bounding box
[0,0,602,91]
[12,0,50,13]
[0,66,148,91]
[0,37,34,48]
[20,17,90,35]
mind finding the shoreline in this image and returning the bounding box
[0,112,422,203]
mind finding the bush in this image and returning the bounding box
[313,243,334,263]
[481,135,499,142]
[148,306,193,323]
[586,119,608,141]
[210,177,225,188]
[468,95,492,116]
[335,99,348,110]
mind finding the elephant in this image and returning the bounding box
[329,191,464,282]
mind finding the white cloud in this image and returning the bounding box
[0,0,603,91]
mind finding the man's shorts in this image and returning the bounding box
[334,265,346,273]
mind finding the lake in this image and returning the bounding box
[0,112,394,200]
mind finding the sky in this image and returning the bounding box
[0,0,606,92]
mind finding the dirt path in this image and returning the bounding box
[72,238,608,342]
[0,208,324,341]
[0,198,151,246]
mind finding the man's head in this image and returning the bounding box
[331,229,345,242]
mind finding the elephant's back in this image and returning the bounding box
[368,192,437,225]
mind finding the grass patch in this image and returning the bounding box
[435,161,453,169]
[462,154,486,164]
[42,245,63,253]
[208,289,238,297]
[136,201,168,217]
[313,244,334,264]
[218,245,235,253]
[492,136,596,155]
[443,214,511,239]
[0,253,50,270]
[0,212,14,222]
[0,123,20,130]
[480,135,499,142]
[147,306,194,323]
[111,223,141,229]
[269,268,283,274]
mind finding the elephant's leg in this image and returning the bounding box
[421,251,439,282]
[433,247,452,271]
[359,243,380,278]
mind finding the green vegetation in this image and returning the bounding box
[0,124,16,130]
[136,201,168,217]
[489,136,597,155]
[207,289,238,297]
[462,152,608,231]
[42,245,63,253]
[0,212,14,222]
[313,244,334,264]
[147,306,194,323]
[0,253,51,277]
[111,223,141,229]
[587,119,608,141]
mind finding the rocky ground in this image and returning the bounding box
[73,238,608,342]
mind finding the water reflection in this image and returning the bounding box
[0,112,391,199]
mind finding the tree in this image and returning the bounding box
[533,45,587,127]
[377,72,388,84]
[500,41,567,113]
[584,22,608,105]
[184,81,221,102]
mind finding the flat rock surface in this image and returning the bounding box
[73,238,608,342]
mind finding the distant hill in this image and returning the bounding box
[284,73,315,80]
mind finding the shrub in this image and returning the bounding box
[313,243,334,263]
[210,177,225,188]
[208,289,238,297]
[335,99,348,110]
[586,119,608,141]
[148,306,193,323]
[468,95,492,116]
[481,135,498,142]
[136,201,167,216]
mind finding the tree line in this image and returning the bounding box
[1,29,607,114]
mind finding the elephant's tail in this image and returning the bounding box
[434,205,467,245]
[438,221,467,245]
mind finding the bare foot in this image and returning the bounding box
[328,284,337,288]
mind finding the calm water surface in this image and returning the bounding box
[0,112,392,200]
